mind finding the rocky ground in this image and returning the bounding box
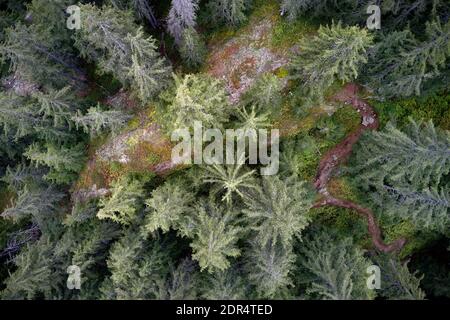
[206,19,289,104]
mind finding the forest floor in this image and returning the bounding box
[312,83,407,253]
[206,18,289,104]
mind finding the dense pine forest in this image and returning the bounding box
[0,0,449,300]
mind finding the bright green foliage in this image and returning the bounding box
[241,73,284,115]
[190,201,241,273]
[180,27,207,68]
[300,231,374,300]
[144,180,195,234]
[97,176,145,225]
[161,74,230,130]
[201,163,258,206]
[374,254,426,300]
[289,22,373,105]
[208,0,249,26]
[279,140,305,178]
[72,105,131,137]
[246,240,295,298]
[235,105,271,131]
[24,143,86,184]
[243,176,314,248]
[74,4,171,103]
[365,21,450,98]
[352,119,450,231]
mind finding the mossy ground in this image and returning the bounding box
[74,106,173,191]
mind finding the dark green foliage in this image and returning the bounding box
[289,22,373,107]
[160,258,198,299]
[0,0,446,301]
[0,92,47,140]
[0,88,81,145]
[0,22,82,88]
[1,237,58,299]
[99,230,173,299]
[372,90,450,130]
[201,268,247,299]
[1,187,62,222]
[409,239,450,299]
[208,0,249,27]
[351,119,450,231]
[373,253,425,300]
[109,0,160,28]
[299,230,374,300]
[1,163,46,191]
[32,87,77,128]
[74,4,172,103]
[365,21,450,98]
[280,0,449,30]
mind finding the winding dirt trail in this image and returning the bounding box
[313,84,406,253]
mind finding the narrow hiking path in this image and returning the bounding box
[313,84,407,253]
